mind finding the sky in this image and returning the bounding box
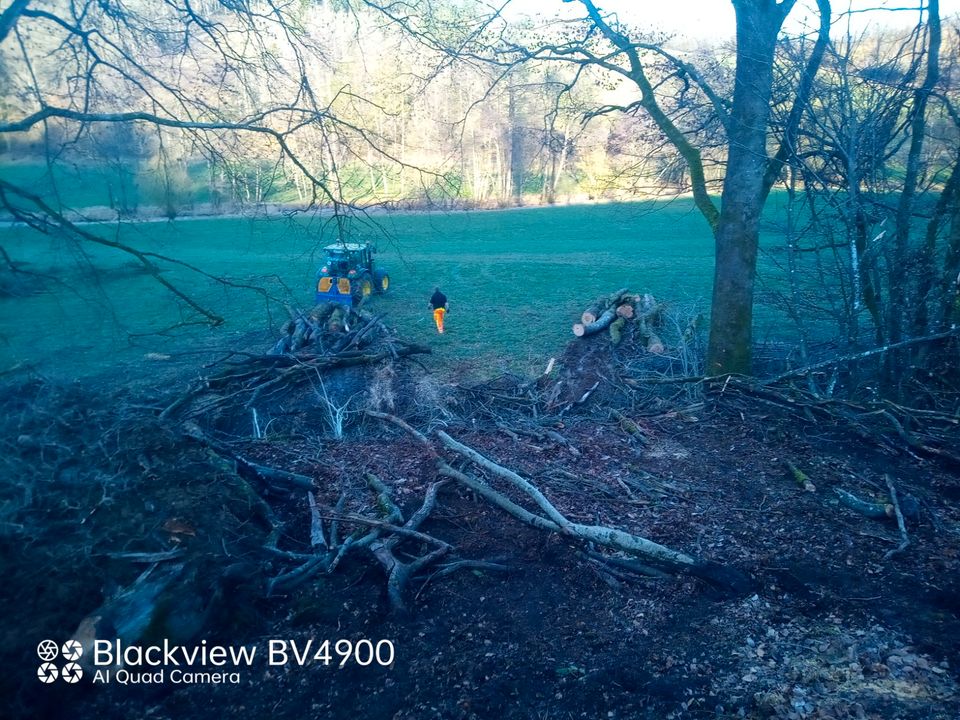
[514,1,960,40]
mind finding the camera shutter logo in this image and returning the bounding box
[61,663,83,683]
[61,640,83,662]
[37,640,59,663]
[37,663,59,684]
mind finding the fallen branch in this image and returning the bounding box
[365,409,436,454]
[364,479,451,614]
[834,488,890,520]
[181,421,314,493]
[308,492,326,550]
[611,409,648,443]
[764,328,960,385]
[583,549,672,579]
[883,475,910,561]
[237,457,314,493]
[426,559,512,581]
[323,513,450,548]
[438,431,573,530]
[436,431,749,587]
[785,460,816,492]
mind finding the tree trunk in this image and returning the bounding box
[509,85,524,204]
[706,0,794,375]
[894,0,941,343]
[940,163,960,329]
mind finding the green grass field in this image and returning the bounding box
[0,194,814,381]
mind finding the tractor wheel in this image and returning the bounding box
[374,269,390,293]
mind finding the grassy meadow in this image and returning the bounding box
[0,193,817,382]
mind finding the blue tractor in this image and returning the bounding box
[315,242,390,306]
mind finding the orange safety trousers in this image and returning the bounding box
[433,307,446,333]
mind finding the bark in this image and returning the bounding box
[437,432,753,592]
[581,288,629,324]
[706,0,795,375]
[892,0,940,343]
[609,316,626,345]
[942,181,960,328]
[573,307,617,337]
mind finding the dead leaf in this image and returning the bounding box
[163,518,196,536]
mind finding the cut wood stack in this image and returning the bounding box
[571,289,664,353]
[636,293,665,353]
[579,288,629,325]
[269,303,378,356]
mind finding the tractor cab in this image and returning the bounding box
[315,242,390,306]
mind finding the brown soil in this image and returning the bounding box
[7,390,953,720]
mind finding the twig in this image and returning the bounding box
[320,514,450,548]
[101,549,185,562]
[329,493,347,548]
[883,474,910,561]
[308,491,326,549]
[765,328,960,384]
[366,472,404,523]
[364,410,436,455]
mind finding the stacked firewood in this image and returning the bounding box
[269,303,382,356]
[572,289,665,353]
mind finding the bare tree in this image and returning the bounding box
[773,3,956,362]
[0,0,425,324]
[362,0,832,374]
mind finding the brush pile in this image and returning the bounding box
[160,303,430,431]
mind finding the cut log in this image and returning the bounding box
[327,305,348,333]
[637,293,662,319]
[834,488,890,519]
[785,460,816,492]
[573,307,618,337]
[637,314,665,354]
[581,303,604,326]
[581,287,629,324]
[615,303,635,319]
[70,564,188,668]
[609,317,626,345]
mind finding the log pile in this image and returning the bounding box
[572,290,665,353]
[269,303,384,356]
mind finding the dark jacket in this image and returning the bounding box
[429,290,448,310]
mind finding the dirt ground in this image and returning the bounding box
[8,374,958,720]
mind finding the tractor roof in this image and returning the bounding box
[324,243,369,253]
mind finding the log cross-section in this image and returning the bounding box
[573,307,618,337]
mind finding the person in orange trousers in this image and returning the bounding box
[429,287,448,334]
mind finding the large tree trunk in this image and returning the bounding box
[706,0,795,375]
[904,0,943,339]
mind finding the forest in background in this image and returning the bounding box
[1,2,955,214]
[1,0,958,379]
